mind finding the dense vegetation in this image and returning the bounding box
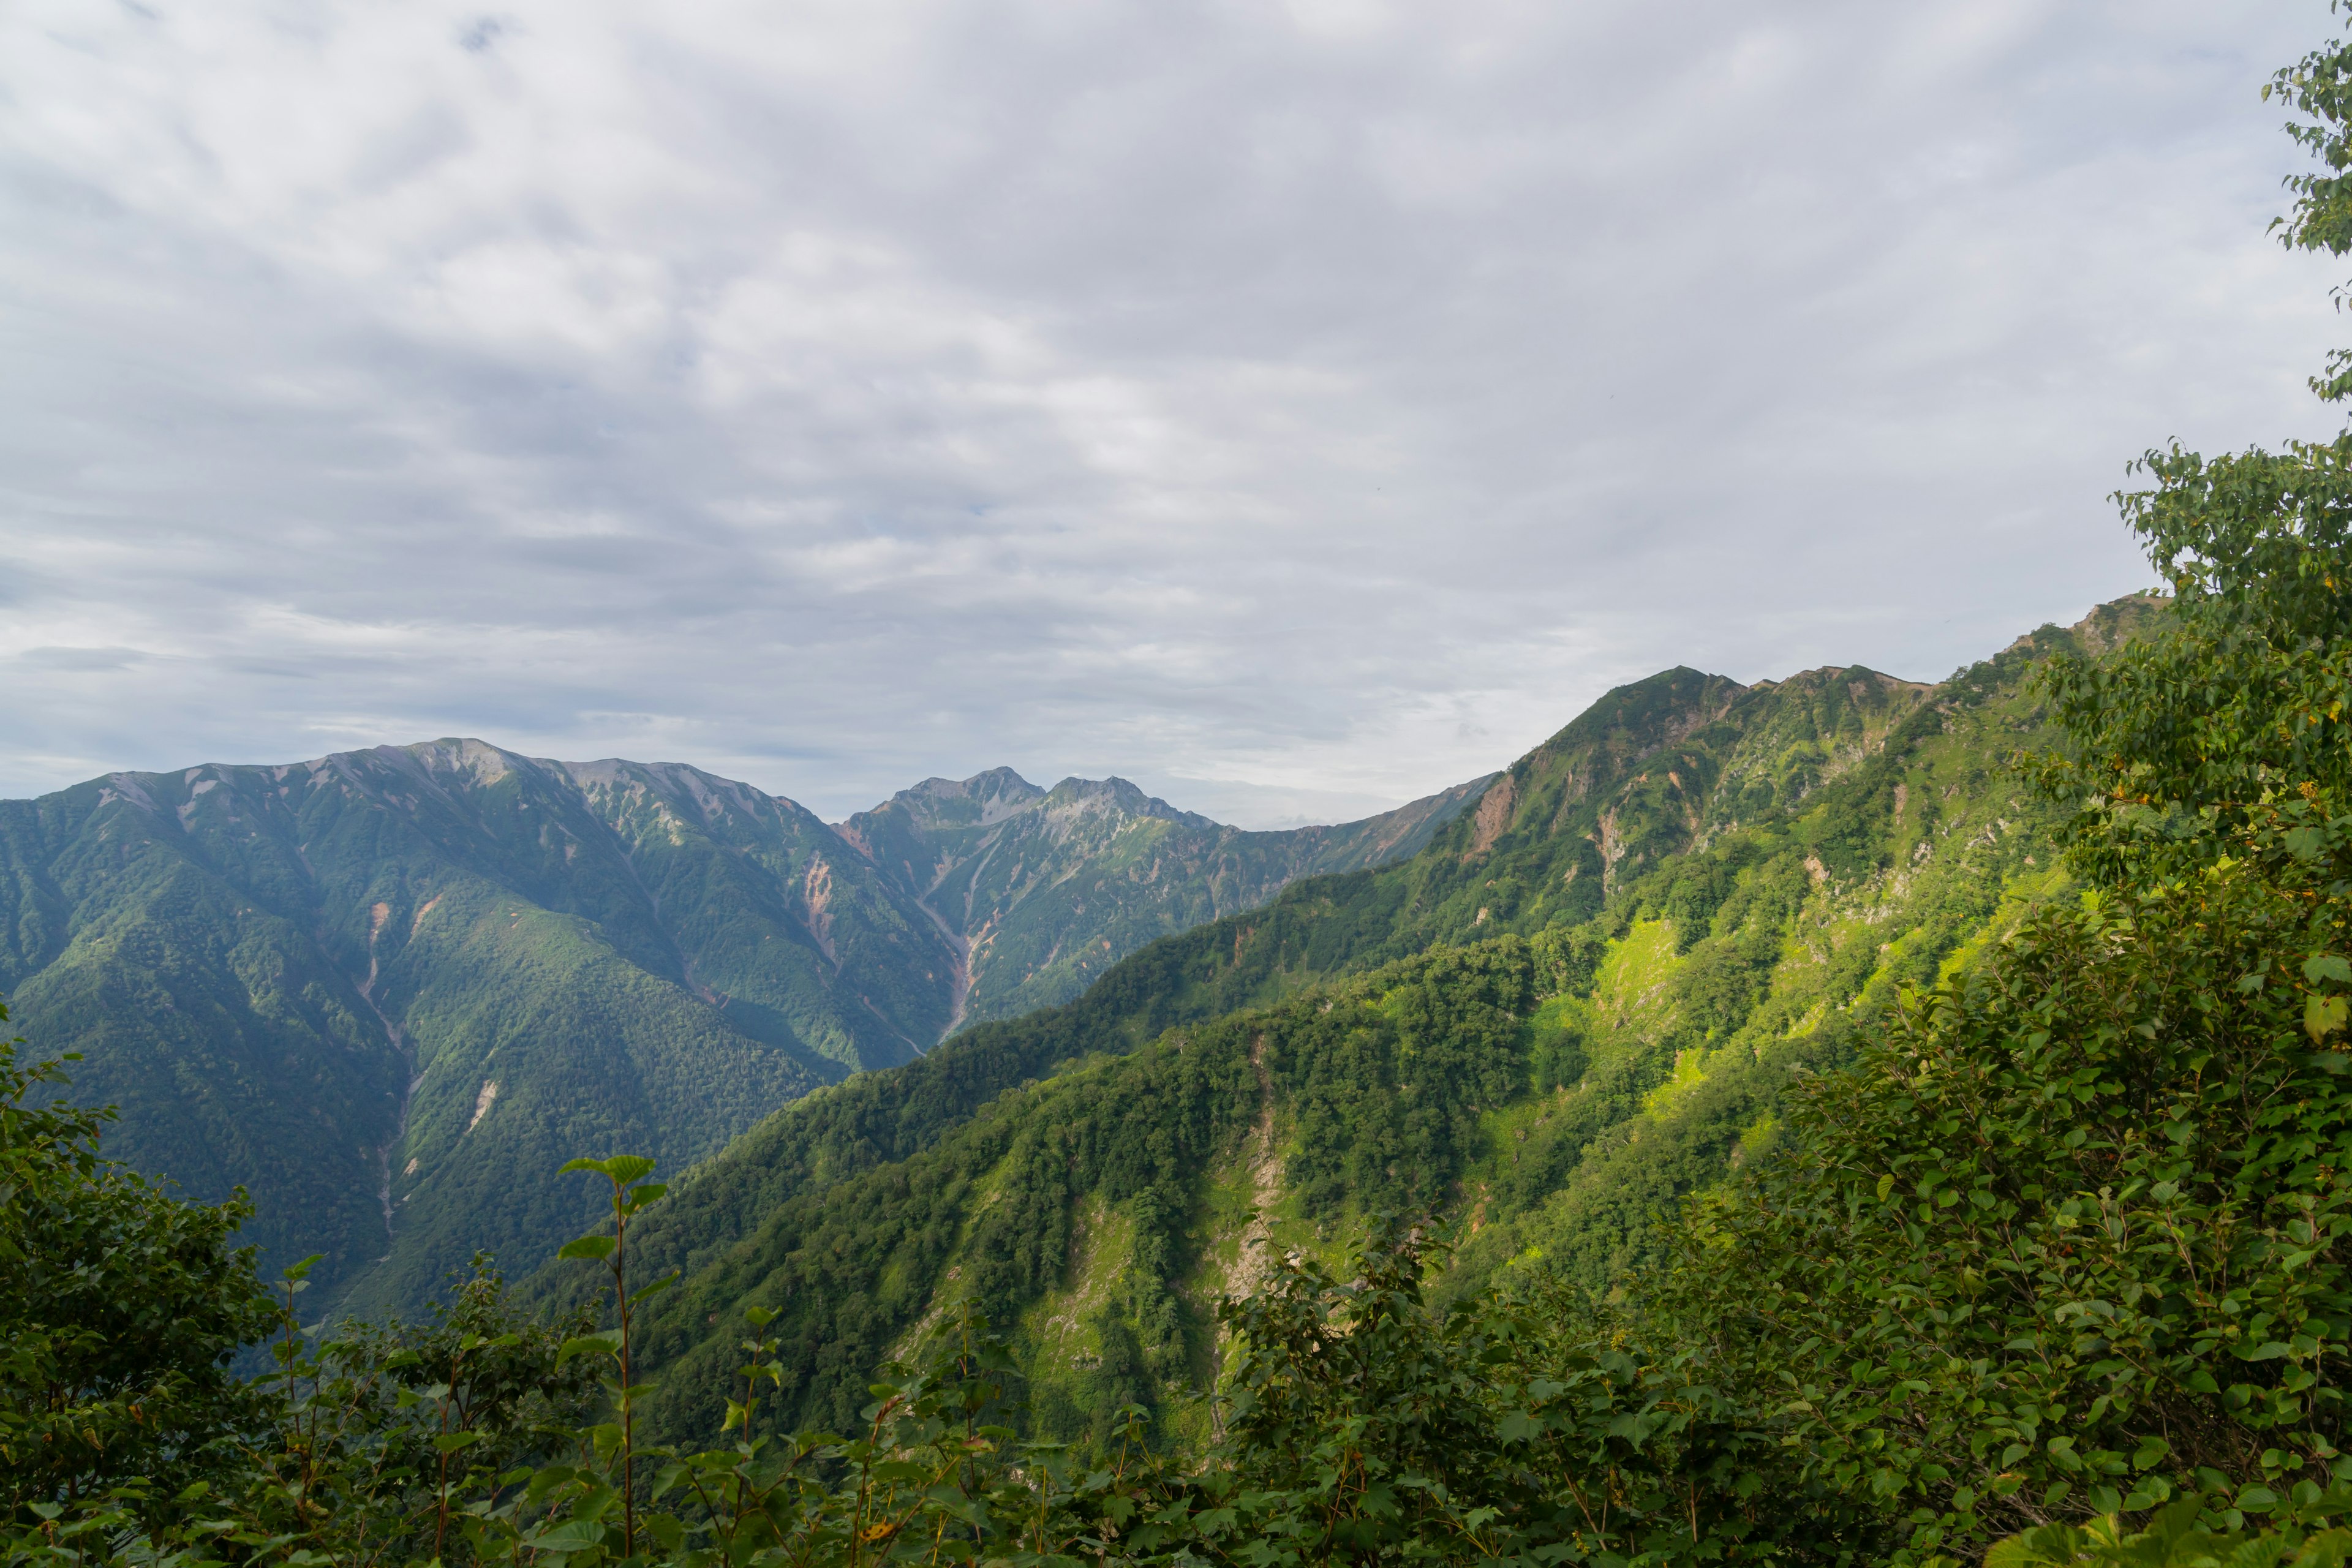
[0,479,2192,1568]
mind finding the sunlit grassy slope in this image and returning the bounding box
[598,595,2157,1450]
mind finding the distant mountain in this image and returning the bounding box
[0,741,1489,1316]
[0,742,957,1312]
[834,769,1495,1030]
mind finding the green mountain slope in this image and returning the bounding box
[600,597,2160,1449]
[0,742,1493,1320]
[0,741,959,1311]
[834,769,1493,1029]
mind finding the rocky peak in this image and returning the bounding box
[876,767,1047,830]
[1038,775,1216,830]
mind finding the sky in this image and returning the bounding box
[1,1,2343,828]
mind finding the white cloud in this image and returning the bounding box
[0,0,2340,824]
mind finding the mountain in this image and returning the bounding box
[834,769,1495,1030]
[0,742,1489,1316]
[588,596,2162,1449]
[0,741,959,1311]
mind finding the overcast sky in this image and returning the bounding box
[1,2,2342,827]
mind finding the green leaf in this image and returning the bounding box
[557,1235,617,1261]
[558,1330,624,1365]
[2309,994,2348,1043]
[2305,954,2352,986]
[526,1520,609,1552]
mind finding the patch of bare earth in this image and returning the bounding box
[1223,1034,1285,1305]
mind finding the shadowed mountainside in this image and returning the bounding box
[0,743,956,1311]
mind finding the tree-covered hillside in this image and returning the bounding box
[0,741,1493,1321]
[0,741,959,1313]
[834,767,1493,1029]
[586,595,2160,1448]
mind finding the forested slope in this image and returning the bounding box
[596,595,2160,1449]
[0,742,957,1311]
[0,741,1493,1319]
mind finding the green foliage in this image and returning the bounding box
[1592,29,2352,1559]
[8,1191,1863,1568]
[0,1019,277,1528]
[2271,9,2352,402]
[2035,443,2351,906]
[1272,942,1534,1218]
[1632,872,2352,1561]
[1987,1491,2352,1568]
[1199,1213,1867,1567]
[221,1251,598,1566]
[0,1019,597,1553]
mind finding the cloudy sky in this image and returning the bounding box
[1,1,2341,826]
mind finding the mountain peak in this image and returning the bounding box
[876,767,1046,829]
[1039,775,1218,829]
[1746,665,1928,695]
[388,736,529,783]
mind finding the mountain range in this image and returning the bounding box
[0,592,2158,1401]
[0,748,1485,1313]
